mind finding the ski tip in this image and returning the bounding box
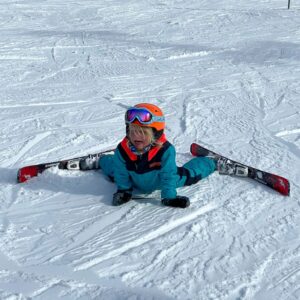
[17,166,40,183]
[272,175,290,196]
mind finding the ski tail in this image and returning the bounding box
[190,143,290,196]
[191,143,218,158]
[191,143,208,156]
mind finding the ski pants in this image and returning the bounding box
[99,155,216,189]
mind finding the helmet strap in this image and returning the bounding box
[153,128,164,140]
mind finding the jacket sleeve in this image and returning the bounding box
[159,145,178,199]
[113,148,133,191]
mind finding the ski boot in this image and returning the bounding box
[217,157,248,177]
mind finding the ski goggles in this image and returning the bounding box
[125,107,165,125]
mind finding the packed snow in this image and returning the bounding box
[0,0,300,299]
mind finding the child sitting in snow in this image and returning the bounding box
[82,103,216,208]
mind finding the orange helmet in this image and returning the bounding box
[125,103,165,131]
[125,103,165,139]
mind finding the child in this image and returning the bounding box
[83,103,216,208]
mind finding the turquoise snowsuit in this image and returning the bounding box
[99,135,216,199]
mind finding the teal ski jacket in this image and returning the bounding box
[100,135,216,199]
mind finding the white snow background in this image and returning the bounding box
[0,0,300,299]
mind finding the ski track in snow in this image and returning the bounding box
[75,202,218,271]
[1,0,300,299]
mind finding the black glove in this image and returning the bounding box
[112,190,132,206]
[161,196,190,208]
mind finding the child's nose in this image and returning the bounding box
[133,132,143,139]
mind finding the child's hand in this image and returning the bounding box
[161,196,190,208]
[112,190,132,206]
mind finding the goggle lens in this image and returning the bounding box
[126,108,153,123]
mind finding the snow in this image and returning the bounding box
[0,0,300,299]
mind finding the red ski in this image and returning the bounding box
[17,148,115,183]
[191,143,290,196]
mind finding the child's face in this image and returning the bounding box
[128,127,152,151]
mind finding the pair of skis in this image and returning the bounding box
[17,143,290,196]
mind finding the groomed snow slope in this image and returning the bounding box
[0,0,300,299]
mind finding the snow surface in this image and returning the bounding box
[1,0,300,299]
